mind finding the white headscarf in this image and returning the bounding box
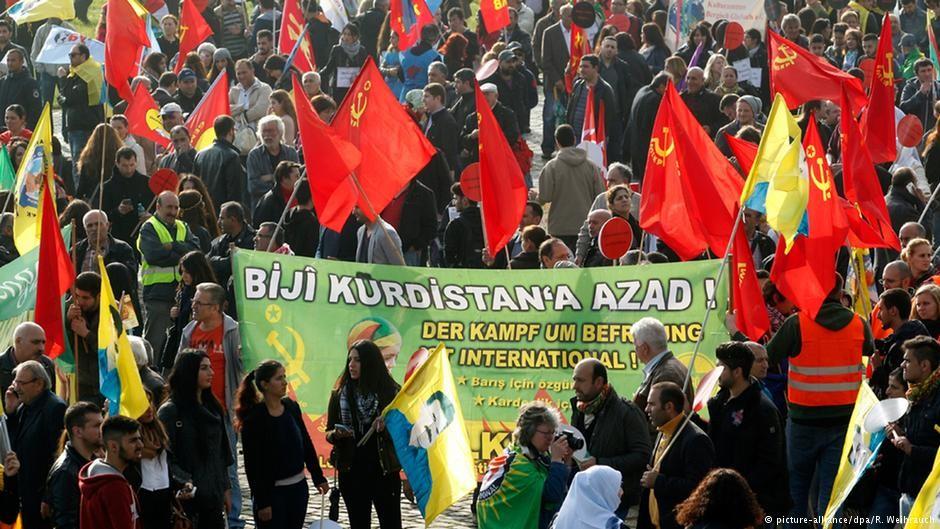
[551,465,623,529]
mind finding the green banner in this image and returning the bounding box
[233,251,730,473]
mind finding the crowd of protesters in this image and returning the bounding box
[0,0,937,528]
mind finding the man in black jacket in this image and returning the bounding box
[891,336,940,514]
[872,289,930,397]
[423,83,459,177]
[900,59,940,133]
[209,202,256,287]
[628,73,669,182]
[639,382,714,529]
[194,116,247,210]
[449,69,476,137]
[570,358,651,517]
[460,83,519,167]
[253,160,302,227]
[444,183,485,268]
[483,50,533,134]
[304,2,340,67]
[99,147,154,244]
[58,44,104,176]
[566,55,621,163]
[74,210,138,277]
[707,342,789,518]
[383,179,437,266]
[44,402,103,529]
[283,178,320,259]
[0,50,41,129]
[6,359,67,529]
[679,67,724,136]
[174,69,204,115]
[355,0,387,59]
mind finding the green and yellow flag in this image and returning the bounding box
[7,0,75,24]
[382,344,476,526]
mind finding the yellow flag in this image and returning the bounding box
[823,382,880,529]
[12,105,54,255]
[97,256,149,419]
[906,448,940,528]
[740,94,808,251]
[382,344,476,526]
[7,0,76,24]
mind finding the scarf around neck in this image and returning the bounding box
[341,40,363,59]
[70,57,104,107]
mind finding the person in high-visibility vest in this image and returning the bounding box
[137,191,200,363]
[766,273,874,525]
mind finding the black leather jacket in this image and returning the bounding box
[44,442,90,529]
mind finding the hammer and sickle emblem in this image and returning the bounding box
[179,24,189,42]
[809,157,832,201]
[145,109,165,133]
[648,126,674,165]
[350,80,372,127]
[876,58,894,87]
[266,327,311,385]
[773,44,797,71]
[412,1,421,16]
[737,262,747,284]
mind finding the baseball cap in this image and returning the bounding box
[160,102,183,116]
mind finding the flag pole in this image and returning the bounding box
[347,170,408,266]
[917,179,940,226]
[265,168,306,253]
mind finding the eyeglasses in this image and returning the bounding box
[535,428,554,436]
[12,378,37,386]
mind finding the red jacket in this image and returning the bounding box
[79,460,141,529]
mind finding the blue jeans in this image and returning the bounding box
[403,248,423,266]
[225,417,245,529]
[541,85,562,156]
[786,418,846,528]
[39,72,56,109]
[67,130,91,188]
[867,485,900,529]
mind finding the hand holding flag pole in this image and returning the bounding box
[266,168,307,253]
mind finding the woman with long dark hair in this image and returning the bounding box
[639,23,670,74]
[177,174,219,229]
[137,388,172,529]
[326,340,402,529]
[674,468,764,528]
[163,252,217,371]
[179,190,213,252]
[158,350,233,529]
[76,123,122,201]
[235,360,329,528]
[676,23,713,69]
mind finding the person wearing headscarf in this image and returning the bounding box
[550,465,626,529]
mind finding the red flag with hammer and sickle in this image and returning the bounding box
[730,215,771,340]
[771,118,849,318]
[332,58,436,221]
[565,24,590,93]
[279,0,316,71]
[639,81,743,261]
[768,30,867,112]
[860,12,897,164]
[174,0,213,74]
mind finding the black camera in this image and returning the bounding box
[554,431,584,450]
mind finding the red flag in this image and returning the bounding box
[126,82,171,148]
[475,85,527,256]
[731,217,770,340]
[479,0,510,34]
[390,0,433,50]
[34,183,74,359]
[279,0,316,72]
[332,58,436,220]
[860,13,897,164]
[771,118,849,318]
[639,81,743,260]
[768,30,867,112]
[174,0,213,74]
[184,71,231,151]
[292,76,362,232]
[105,0,152,101]
[724,133,758,175]
[581,86,607,166]
[565,25,590,93]
[840,83,901,251]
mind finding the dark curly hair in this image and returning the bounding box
[675,468,764,528]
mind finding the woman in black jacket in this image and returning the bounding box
[326,340,402,529]
[158,350,233,529]
[320,23,370,104]
[236,360,330,528]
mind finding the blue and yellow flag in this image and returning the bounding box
[740,94,808,251]
[906,446,940,528]
[12,105,55,255]
[7,0,75,24]
[822,382,883,529]
[97,256,148,419]
[382,343,475,525]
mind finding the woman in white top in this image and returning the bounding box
[136,387,172,529]
[268,90,298,146]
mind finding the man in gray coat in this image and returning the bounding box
[354,207,404,265]
[632,317,695,418]
[539,4,572,159]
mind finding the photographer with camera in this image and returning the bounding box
[569,358,651,519]
[477,401,571,529]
